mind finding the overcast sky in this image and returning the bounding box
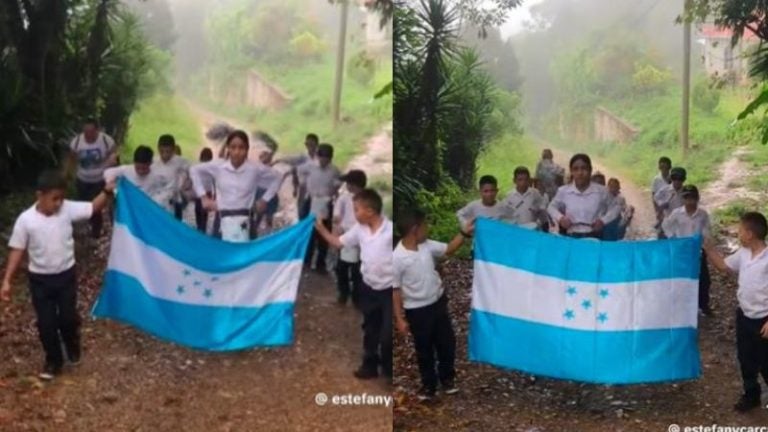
[499,0,547,39]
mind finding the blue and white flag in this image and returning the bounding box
[469,218,702,384]
[92,178,313,351]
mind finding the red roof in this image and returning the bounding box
[699,24,759,40]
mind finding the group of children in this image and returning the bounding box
[1,120,394,385]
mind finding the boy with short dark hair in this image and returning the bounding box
[2,171,114,380]
[654,166,687,238]
[500,166,546,230]
[393,209,472,401]
[314,189,393,382]
[704,212,768,412]
[104,146,170,207]
[662,185,712,315]
[652,156,672,228]
[333,170,367,305]
[456,175,504,230]
[153,134,191,217]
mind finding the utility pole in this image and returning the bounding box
[332,0,350,128]
[681,0,692,156]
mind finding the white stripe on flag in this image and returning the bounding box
[107,225,301,307]
[472,260,698,331]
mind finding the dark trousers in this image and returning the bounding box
[699,251,711,310]
[76,179,105,238]
[306,200,332,270]
[359,284,393,378]
[28,267,80,368]
[336,260,362,304]
[174,198,188,221]
[405,295,456,391]
[194,199,208,233]
[736,308,768,398]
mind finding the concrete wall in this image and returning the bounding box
[244,71,292,111]
[593,106,640,145]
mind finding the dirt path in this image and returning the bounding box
[700,147,762,210]
[345,122,393,180]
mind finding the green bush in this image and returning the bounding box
[347,51,376,86]
[290,31,326,60]
[412,180,470,256]
[632,62,671,95]
[692,78,721,113]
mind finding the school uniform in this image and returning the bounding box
[662,207,712,310]
[456,200,505,228]
[536,159,565,200]
[193,170,216,233]
[602,193,629,241]
[103,165,172,208]
[251,165,283,239]
[70,132,116,237]
[500,187,546,229]
[333,192,362,304]
[340,218,394,378]
[725,247,768,400]
[190,159,281,242]
[8,201,94,369]
[152,155,191,218]
[285,154,317,220]
[394,240,456,392]
[547,183,620,238]
[298,162,342,270]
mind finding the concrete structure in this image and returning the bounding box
[594,106,640,145]
[698,24,757,84]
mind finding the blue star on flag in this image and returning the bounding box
[599,288,609,299]
[597,312,608,324]
[581,299,592,310]
[566,286,577,297]
[203,288,212,298]
[563,309,575,320]
[211,276,220,282]
[193,280,202,287]
[177,285,185,295]
[182,269,192,277]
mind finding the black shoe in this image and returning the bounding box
[442,379,459,395]
[700,307,714,317]
[39,363,62,381]
[67,347,81,366]
[337,295,349,305]
[416,386,436,402]
[734,394,761,412]
[353,366,379,380]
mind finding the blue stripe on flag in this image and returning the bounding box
[473,217,701,283]
[114,178,312,273]
[93,270,294,351]
[468,309,700,384]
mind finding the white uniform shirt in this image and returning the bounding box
[8,201,93,274]
[726,247,768,319]
[661,207,710,239]
[547,183,621,234]
[152,155,191,204]
[70,132,117,183]
[654,184,684,218]
[501,187,546,226]
[456,200,505,228]
[297,163,342,198]
[651,173,670,196]
[334,192,360,263]
[190,159,281,211]
[340,218,393,290]
[104,165,172,209]
[394,240,447,309]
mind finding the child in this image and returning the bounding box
[456,175,505,230]
[531,178,551,231]
[274,133,320,220]
[501,167,546,230]
[1,171,114,380]
[103,146,171,206]
[314,189,393,382]
[194,148,214,233]
[298,144,342,274]
[654,166,686,230]
[535,149,565,201]
[251,149,285,238]
[189,130,281,243]
[662,185,712,315]
[152,135,191,217]
[703,212,768,412]
[333,170,367,306]
[603,178,634,241]
[651,156,672,229]
[393,209,472,401]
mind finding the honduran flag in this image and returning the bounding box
[92,178,313,351]
[468,218,702,384]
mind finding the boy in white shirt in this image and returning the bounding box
[393,209,472,401]
[662,185,712,315]
[501,167,546,230]
[704,212,768,412]
[651,156,672,229]
[103,146,171,207]
[1,171,114,380]
[456,175,505,230]
[274,133,319,220]
[298,144,342,273]
[251,149,288,239]
[314,189,393,382]
[152,135,191,218]
[333,170,367,306]
[654,166,687,238]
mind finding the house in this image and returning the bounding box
[359,0,392,58]
[698,23,758,84]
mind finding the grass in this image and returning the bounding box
[476,133,540,191]
[193,55,392,168]
[123,93,202,160]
